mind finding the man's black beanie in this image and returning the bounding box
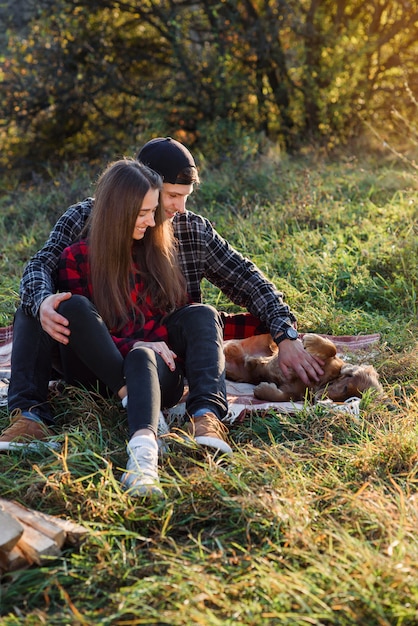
[137,137,197,184]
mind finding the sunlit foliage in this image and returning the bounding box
[1,0,417,173]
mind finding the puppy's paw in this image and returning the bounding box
[254,382,288,402]
[302,333,337,359]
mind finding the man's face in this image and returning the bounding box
[160,182,194,220]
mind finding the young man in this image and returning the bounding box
[0,137,323,451]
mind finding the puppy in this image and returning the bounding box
[223,333,382,402]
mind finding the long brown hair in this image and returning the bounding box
[89,158,187,329]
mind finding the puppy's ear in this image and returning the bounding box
[327,364,383,400]
[347,365,383,394]
[322,373,353,401]
[363,365,381,380]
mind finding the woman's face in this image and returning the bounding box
[132,188,160,240]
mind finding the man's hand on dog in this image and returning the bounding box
[276,339,324,386]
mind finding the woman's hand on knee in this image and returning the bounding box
[132,340,177,371]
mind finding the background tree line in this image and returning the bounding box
[1,0,417,177]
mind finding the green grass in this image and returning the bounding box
[1,146,418,624]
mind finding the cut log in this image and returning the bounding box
[0,497,88,574]
[17,524,62,565]
[0,498,87,545]
[0,509,24,552]
[0,544,28,573]
[0,499,66,548]
[39,515,88,545]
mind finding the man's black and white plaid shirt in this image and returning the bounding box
[20,198,297,339]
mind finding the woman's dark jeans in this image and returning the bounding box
[8,297,227,436]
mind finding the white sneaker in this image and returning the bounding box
[121,436,163,497]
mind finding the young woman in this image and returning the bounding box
[56,158,230,497]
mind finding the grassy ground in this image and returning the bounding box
[0,145,418,625]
